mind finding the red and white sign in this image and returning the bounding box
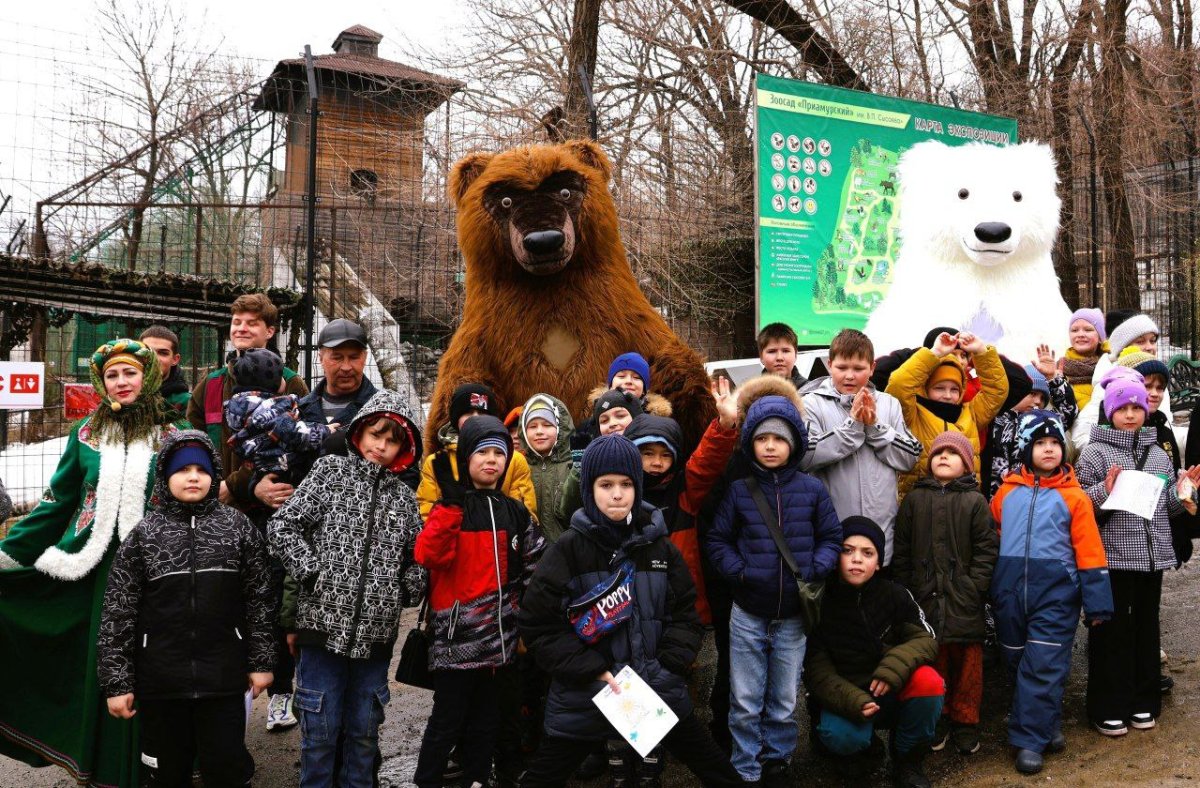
[63,382,102,420]
[0,362,46,409]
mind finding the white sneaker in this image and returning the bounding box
[1130,713,1156,730]
[266,693,298,731]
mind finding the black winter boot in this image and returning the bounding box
[891,747,932,788]
[638,747,665,788]
[606,740,636,788]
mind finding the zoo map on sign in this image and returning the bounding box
[754,74,1018,344]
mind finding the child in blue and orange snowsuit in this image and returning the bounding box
[990,410,1113,775]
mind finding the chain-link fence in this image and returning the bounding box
[2,21,1198,516]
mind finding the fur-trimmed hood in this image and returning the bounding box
[585,385,673,417]
[736,375,803,423]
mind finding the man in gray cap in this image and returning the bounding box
[296,318,377,427]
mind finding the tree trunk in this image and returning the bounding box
[563,0,603,139]
[1048,0,1092,308]
[722,0,868,90]
[1096,0,1139,311]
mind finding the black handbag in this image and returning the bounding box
[394,599,434,690]
[745,476,825,630]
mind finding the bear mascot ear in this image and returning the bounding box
[449,152,495,210]
[561,139,612,182]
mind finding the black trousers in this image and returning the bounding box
[707,580,733,748]
[413,667,508,788]
[1087,569,1163,722]
[520,712,743,787]
[268,557,294,696]
[139,695,253,788]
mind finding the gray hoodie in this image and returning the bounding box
[799,376,922,564]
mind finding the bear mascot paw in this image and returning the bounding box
[865,140,1072,362]
[427,139,716,454]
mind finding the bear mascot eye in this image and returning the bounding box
[1012,191,1023,202]
[500,196,513,209]
[559,188,572,199]
[957,188,969,200]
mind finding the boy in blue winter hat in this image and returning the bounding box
[985,346,1078,497]
[992,410,1113,774]
[706,388,842,786]
[607,352,651,401]
[518,435,742,788]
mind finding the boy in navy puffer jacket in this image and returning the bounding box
[706,392,842,785]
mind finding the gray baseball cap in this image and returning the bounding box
[318,318,367,348]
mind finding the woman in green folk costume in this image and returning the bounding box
[0,339,184,788]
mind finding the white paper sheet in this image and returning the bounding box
[591,666,679,758]
[1101,469,1167,521]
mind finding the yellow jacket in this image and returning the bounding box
[416,443,538,521]
[886,346,1008,498]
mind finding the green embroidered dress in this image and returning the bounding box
[0,418,177,787]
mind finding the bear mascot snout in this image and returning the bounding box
[427,139,717,454]
[865,140,1072,361]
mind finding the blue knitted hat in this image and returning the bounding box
[164,442,215,479]
[1016,409,1067,469]
[607,352,651,392]
[1023,364,1051,399]
[581,434,643,524]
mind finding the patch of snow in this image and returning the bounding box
[0,436,68,511]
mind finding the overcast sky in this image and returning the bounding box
[0,0,472,227]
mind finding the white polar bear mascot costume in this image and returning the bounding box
[865,140,1072,361]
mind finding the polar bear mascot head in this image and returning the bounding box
[864,140,1072,362]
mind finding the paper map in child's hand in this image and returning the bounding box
[592,666,679,758]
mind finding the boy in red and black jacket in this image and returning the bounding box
[413,415,545,788]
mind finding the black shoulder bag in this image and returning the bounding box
[395,597,434,690]
[745,476,824,629]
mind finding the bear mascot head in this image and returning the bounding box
[864,140,1072,362]
[426,140,716,455]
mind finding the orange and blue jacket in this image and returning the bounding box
[990,466,1113,620]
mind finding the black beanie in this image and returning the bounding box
[1104,309,1137,340]
[923,326,959,349]
[840,515,885,558]
[998,355,1034,412]
[455,414,512,488]
[449,383,500,426]
[580,434,643,525]
[232,348,283,393]
[592,389,643,422]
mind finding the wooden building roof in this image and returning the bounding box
[253,26,461,114]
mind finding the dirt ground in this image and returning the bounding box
[4,553,1199,788]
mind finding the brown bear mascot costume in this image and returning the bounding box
[427,140,716,454]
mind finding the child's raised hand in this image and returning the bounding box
[869,678,891,697]
[861,700,881,717]
[1033,344,1058,378]
[860,389,877,426]
[1104,465,1122,494]
[106,693,136,719]
[248,672,274,699]
[957,331,985,355]
[711,376,738,430]
[931,332,959,358]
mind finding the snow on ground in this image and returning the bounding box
[0,436,68,511]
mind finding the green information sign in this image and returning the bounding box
[755,74,1018,344]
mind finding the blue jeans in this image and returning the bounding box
[294,646,391,788]
[727,602,806,780]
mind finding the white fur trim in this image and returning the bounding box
[0,549,22,570]
[33,436,152,581]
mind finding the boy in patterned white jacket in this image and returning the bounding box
[268,390,424,787]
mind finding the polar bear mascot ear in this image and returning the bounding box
[865,140,1071,361]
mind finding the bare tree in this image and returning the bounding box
[73,0,222,268]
